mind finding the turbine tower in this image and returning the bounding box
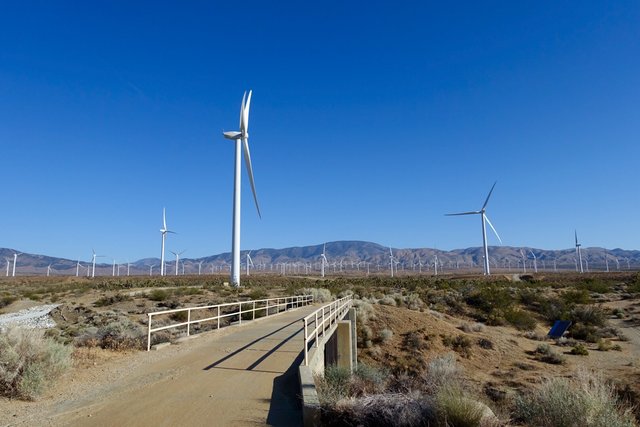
[223,90,261,287]
[530,251,538,273]
[159,208,175,276]
[575,230,584,273]
[446,182,502,275]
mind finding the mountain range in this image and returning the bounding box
[1,241,638,276]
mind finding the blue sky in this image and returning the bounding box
[1,1,638,261]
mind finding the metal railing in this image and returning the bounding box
[302,295,353,365]
[147,294,313,351]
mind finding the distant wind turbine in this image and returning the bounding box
[446,182,502,275]
[520,249,526,273]
[149,264,155,276]
[389,248,395,278]
[223,90,261,287]
[320,244,328,278]
[47,264,52,277]
[575,230,584,273]
[159,208,175,277]
[12,253,20,277]
[170,250,186,276]
[246,251,254,276]
[530,251,538,273]
[5,258,9,277]
[76,260,82,277]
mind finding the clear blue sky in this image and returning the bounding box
[1,1,638,262]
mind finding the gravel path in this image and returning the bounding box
[0,304,59,330]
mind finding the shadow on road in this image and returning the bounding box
[266,351,304,427]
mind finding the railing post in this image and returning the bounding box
[304,318,308,366]
[315,311,319,347]
[239,303,242,325]
[253,301,256,320]
[147,314,152,351]
[321,307,325,337]
[217,306,220,329]
[266,299,269,316]
[187,309,191,336]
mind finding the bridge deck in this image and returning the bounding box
[59,305,318,427]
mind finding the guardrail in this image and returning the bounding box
[147,294,313,351]
[302,295,353,365]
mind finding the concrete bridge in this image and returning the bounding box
[53,297,356,427]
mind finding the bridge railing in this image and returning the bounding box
[147,294,313,351]
[302,295,353,365]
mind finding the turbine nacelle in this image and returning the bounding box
[223,131,244,140]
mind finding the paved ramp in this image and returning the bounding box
[57,305,318,427]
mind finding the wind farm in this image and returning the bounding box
[1,2,639,427]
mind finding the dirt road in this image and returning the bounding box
[3,305,317,427]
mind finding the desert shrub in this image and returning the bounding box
[378,328,393,343]
[302,287,332,303]
[435,385,487,427]
[317,365,353,405]
[465,285,514,315]
[352,364,389,395]
[571,305,606,327]
[562,289,592,305]
[405,294,424,311]
[96,318,145,351]
[379,295,397,306]
[0,328,72,400]
[327,391,436,427]
[505,309,537,331]
[425,353,462,391]
[534,344,566,365]
[460,322,485,333]
[148,289,170,301]
[578,278,611,294]
[515,369,636,427]
[442,334,473,357]
[94,293,131,307]
[478,338,494,350]
[0,295,17,308]
[524,331,547,341]
[405,331,427,351]
[170,311,188,322]
[612,308,625,319]
[359,325,374,348]
[571,343,589,356]
[569,323,599,342]
[597,339,613,351]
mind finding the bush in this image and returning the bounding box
[148,289,170,301]
[442,334,473,357]
[94,293,131,307]
[0,328,72,400]
[0,295,17,308]
[515,369,636,427]
[435,385,487,427]
[302,287,333,303]
[425,353,462,391]
[460,322,485,333]
[379,296,397,306]
[571,306,606,327]
[571,344,589,356]
[379,328,393,343]
[534,344,566,365]
[505,309,537,331]
[317,365,353,405]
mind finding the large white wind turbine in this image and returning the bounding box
[446,182,502,275]
[575,230,584,273]
[320,244,328,278]
[91,249,104,278]
[530,251,538,273]
[159,208,175,277]
[223,91,261,287]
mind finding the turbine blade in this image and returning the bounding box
[239,91,246,129]
[482,181,497,210]
[243,90,252,133]
[445,211,480,216]
[484,214,502,244]
[163,208,167,230]
[575,230,578,246]
[242,139,261,218]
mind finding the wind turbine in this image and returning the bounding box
[5,258,9,276]
[47,264,52,277]
[245,251,254,276]
[530,251,538,273]
[159,208,175,277]
[520,249,526,273]
[604,250,609,273]
[149,264,155,276]
[445,182,502,275]
[170,250,185,276]
[91,249,104,278]
[223,90,261,287]
[575,230,584,273]
[389,248,395,277]
[12,253,20,277]
[198,261,204,275]
[320,244,328,278]
[76,260,82,277]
